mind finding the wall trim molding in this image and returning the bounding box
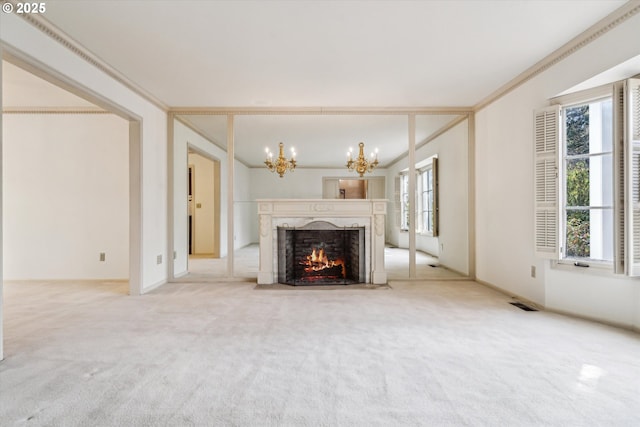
[169,107,474,115]
[14,0,639,116]
[474,1,640,112]
[3,107,110,114]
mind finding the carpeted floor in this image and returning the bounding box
[1,278,639,426]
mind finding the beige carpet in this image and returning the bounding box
[2,278,640,426]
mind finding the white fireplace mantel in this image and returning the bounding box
[257,199,387,285]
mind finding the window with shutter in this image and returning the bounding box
[535,78,640,276]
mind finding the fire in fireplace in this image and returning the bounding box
[277,221,365,285]
[302,246,345,276]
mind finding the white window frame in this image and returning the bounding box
[559,96,614,265]
[399,157,438,236]
[535,78,640,276]
[418,165,433,235]
[399,172,410,232]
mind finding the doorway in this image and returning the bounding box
[1,58,141,294]
[187,149,221,268]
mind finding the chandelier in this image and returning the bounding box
[265,142,296,177]
[346,142,379,177]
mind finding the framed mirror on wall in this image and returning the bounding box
[322,176,385,199]
[172,114,228,279]
[168,110,472,282]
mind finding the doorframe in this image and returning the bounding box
[186,146,221,262]
[0,50,143,295]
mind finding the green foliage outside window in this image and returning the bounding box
[565,105,590,258]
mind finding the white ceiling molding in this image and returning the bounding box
[15,6,168,112]
[473,1,640,112]
[14,0,635,115]
[2,107,112,114]
[168,106,474,115]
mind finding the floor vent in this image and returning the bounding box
[509,302,538,311]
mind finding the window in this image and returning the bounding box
[562,98,613,262]
[399,173,410,231]
[420,167,433,233]
[398,158,438,235]
[534,78,640,275]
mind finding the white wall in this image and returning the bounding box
[233,161,253,249]
[385,120,469,275]
[3,114,128,280]
[1,13,169,293]
[475,11,640,329]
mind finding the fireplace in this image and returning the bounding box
[257,199,387,285]
[277,221,365,285]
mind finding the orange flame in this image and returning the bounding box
[303,247,345,276]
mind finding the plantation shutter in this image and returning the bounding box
[394,176,401,227]
[432,157,439,237]
[625,78,640,276]
[613,82,625,274]
[534,106,560,258]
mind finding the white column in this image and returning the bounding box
[257,203,274,284]
[227,115,234,277]
[372,201,388,284]
[408,114,416,278]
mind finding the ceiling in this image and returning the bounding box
[2,0,631,167]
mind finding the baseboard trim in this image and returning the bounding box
[475,279,544,310]
[140,278,167,295]
[475,278,639,333]
[172,270,189,279]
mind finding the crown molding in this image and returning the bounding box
[473,1,640,112]
[3,106,110,114]
[15,7,168,112]
[169,106,474,116]
[14,0,636,116]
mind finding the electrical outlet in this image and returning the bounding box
[531,265,536,278]
[157,254,162,265]
[173,251,177,260]
[99,252,106,262]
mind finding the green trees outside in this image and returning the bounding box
[565,105,590,258]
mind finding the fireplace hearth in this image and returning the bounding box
[278,221,365,285]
